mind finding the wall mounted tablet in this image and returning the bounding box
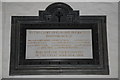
[10,2,109,75]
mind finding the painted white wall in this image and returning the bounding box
[0,1,2,80]
[2,2,118,78]
[1,0,119,2]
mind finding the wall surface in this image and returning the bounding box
[2,2,118,78]
[118,2,120,79]
[0,1,2,80]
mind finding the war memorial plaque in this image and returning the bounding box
[26,30,93,59]
[9,2,109,75]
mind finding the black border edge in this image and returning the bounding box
[9,16,109,75]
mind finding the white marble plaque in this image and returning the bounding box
[26,29,93,59]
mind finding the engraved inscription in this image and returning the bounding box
[26,30,93,59]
